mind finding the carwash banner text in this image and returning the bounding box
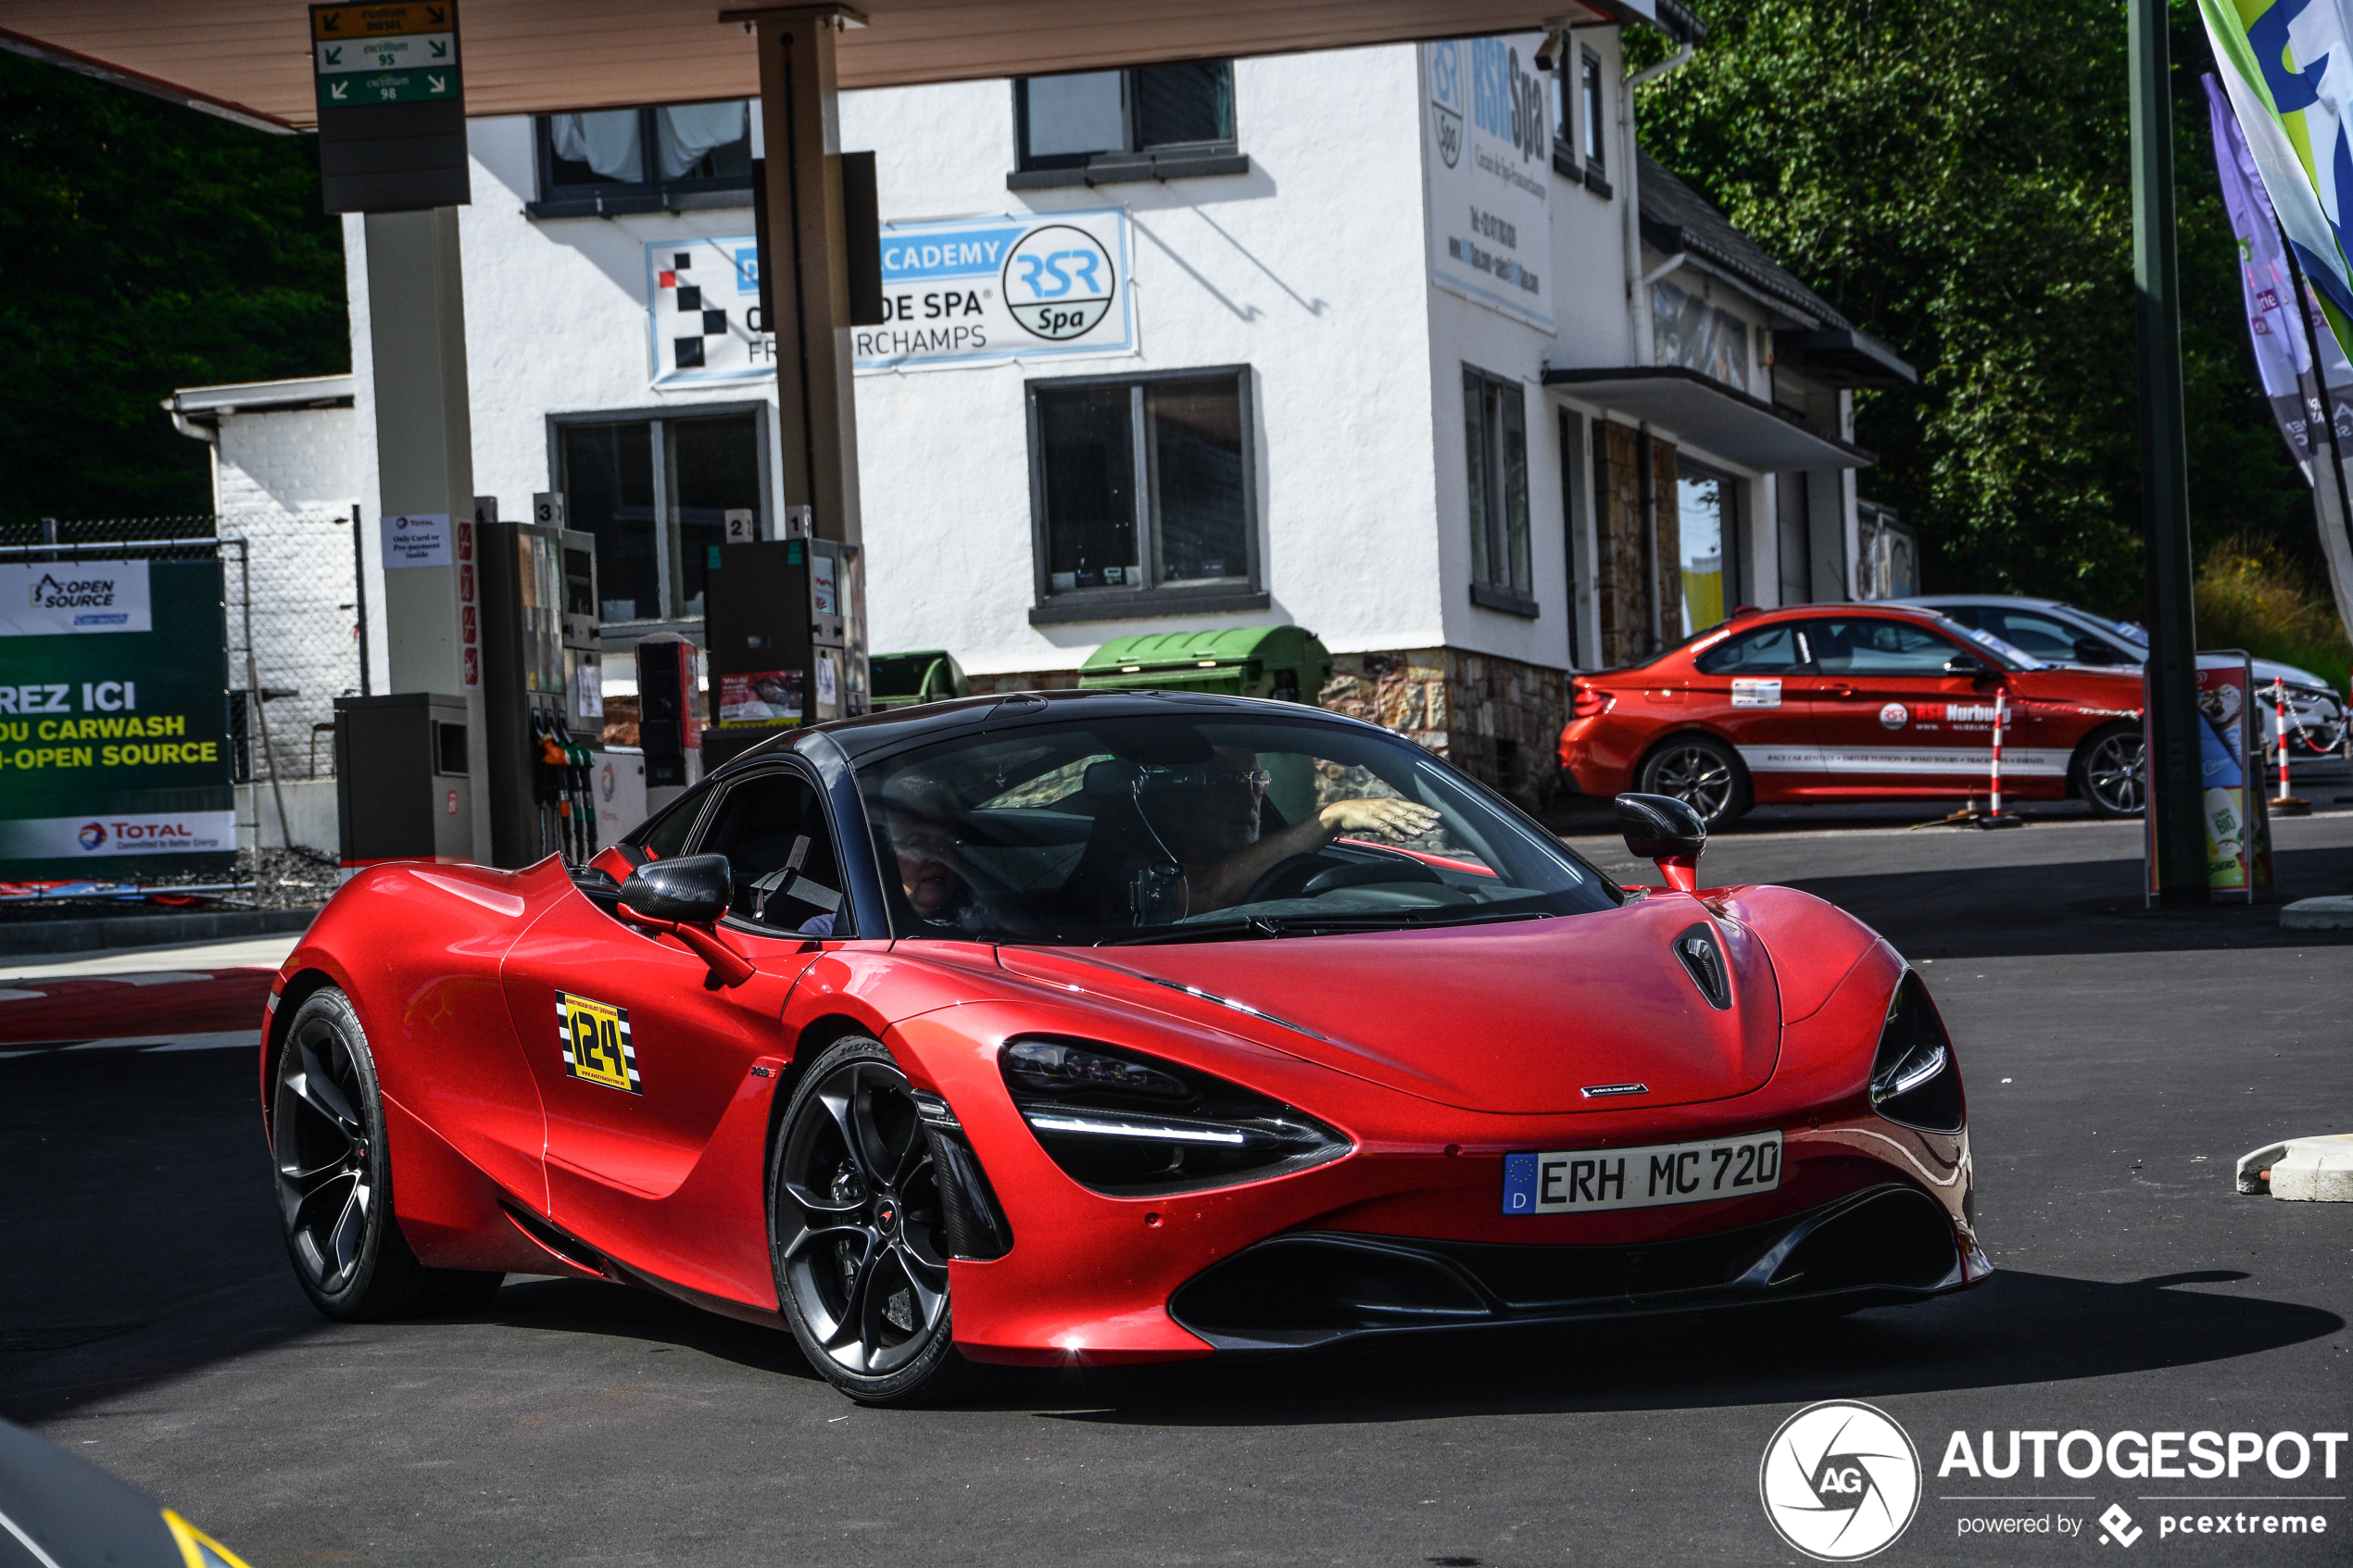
[0,558,234,877]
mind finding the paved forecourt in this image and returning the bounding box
[2,814,2347,1565]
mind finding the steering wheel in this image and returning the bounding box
[1243,853,1327,904]
[1244,851,1446,904]
[1302,859,1442,895]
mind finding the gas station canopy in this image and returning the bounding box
[0,0,1649,132]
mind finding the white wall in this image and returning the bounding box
[347,49,1446,682]
[213,407,358,520]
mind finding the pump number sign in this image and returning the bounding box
[311,3,460,108]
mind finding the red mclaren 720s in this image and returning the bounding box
[261,690,1983,1405]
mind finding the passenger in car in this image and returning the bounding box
[872,771,1031,937]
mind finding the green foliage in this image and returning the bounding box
[1630,0,2320,621]
[2195,533,2352,693]
[0,53,347,530]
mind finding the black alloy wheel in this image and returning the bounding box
[271,988,502,1320]
[2076,723,2146,817]
[1637,734,1749,828]
[770,1036,992,1405]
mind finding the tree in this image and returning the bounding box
[0,52,348,534]
[1630,0,2317,618]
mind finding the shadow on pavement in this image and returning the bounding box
[1780,846,2353,960]
[1039,1267,2344,1425]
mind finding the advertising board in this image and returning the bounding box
[1422,35,1555,332]
[0,558,235,878]
[643,208,1136,387]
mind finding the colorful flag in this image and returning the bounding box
[2204,73,2346,463]
[2198,0,2353,353]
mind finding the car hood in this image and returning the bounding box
[996,896,1781,1115]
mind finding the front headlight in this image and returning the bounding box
[1000,1037,1350,1197]
[1869,972,1965,1133]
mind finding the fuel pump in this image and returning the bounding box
[702,521,867,770]
[479,495,602,867]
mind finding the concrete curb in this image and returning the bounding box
[2236,1134,2353,1201]
[0,907,321,959]
[2281,895,2353,930]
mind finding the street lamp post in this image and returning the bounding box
[2130,0,2208,906]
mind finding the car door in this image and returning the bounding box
[500,763,863,1236]
[1802,615,2032,797]
[1682,618,1829,801]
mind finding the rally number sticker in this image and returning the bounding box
[557,991,639,1094]
[1730,678,1782,709]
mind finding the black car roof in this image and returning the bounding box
[712,687,1385,781]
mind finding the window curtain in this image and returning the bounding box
[549,109,643,181]
[655,102,748,179]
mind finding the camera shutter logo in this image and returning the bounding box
[1002,225,1116,342]
[1758,1400,1921,1561]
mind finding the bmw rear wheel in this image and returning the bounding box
[770,1036,992,1406]
[2075,723,2145,817]
[271,988,503,1320]
[1637,734,1750,828]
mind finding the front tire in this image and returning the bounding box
[2074,722,2145,817]
[769,1036,993,1406]
[270,988,503,1320]
[1637,734,1751,828]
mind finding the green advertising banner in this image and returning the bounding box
[0,558,235,878]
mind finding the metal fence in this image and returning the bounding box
[4,512,365,856]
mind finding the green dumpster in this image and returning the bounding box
[870,649,971,710]
[1077,626,1331,704]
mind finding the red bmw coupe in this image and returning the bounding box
[262,691,1982,1405]
[1558,604,2149,827]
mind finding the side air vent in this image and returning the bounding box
[1673,922,1732,1010]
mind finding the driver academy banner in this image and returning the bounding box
[0,559,234,877]
[2198,2,2353,633]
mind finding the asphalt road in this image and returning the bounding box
[4,811,2350,1567]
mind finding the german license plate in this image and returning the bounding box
[1503,1130,1782,1214]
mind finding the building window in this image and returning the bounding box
[1652,279,1752,392]
[1464,367,1534,615]
[1010,62,1247,188]
[530,103,755,217]
[1678,457,1744,636]
[1026,367,1264,622]
[1580,49,1606,177]
[555,409,764,626]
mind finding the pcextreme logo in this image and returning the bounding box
[1760,1400,1922,1561]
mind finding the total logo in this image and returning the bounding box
[1001,226,1115,342]
[77,821,107,851]
[1760,1400,1922,1561]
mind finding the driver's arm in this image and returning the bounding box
[1187,797,1441,911]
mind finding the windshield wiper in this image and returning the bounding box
[1096,908,1554,946]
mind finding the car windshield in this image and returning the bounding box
[1944,617,2045,671]
[2058,602,2150,647]
[852,712,1619,944]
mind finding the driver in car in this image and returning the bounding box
[1151,746,1440,915]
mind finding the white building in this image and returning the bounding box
[192,12,1913,809]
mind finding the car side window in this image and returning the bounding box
[1807,619,1964,675]
[635,786,707,859]
[1693,622,1811,675]
[1982,608,2083,661]
[696,770,853,936]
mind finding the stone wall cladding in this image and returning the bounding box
[963,649,1567,811]
[1591,420,1680,668]
[1320,647,1567,811]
